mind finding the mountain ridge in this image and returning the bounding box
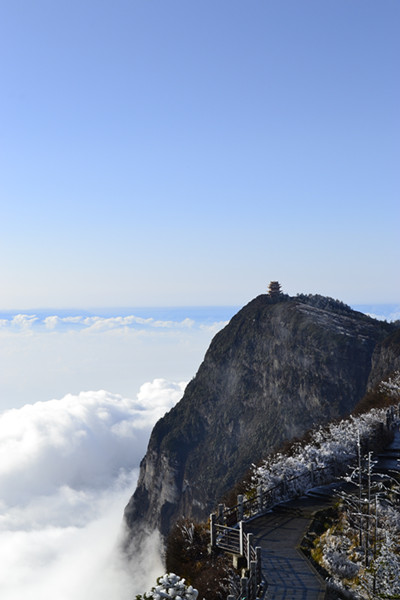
[124,292,398,538]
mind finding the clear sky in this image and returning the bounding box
[1,0,399,308]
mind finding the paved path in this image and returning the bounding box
[244,495,334,600]
[242,426,400,599]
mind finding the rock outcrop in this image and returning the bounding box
[124,294,397,538]
[367,329,400,390]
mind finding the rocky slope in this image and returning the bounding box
[367,328,400,390]
[124,293,397,538]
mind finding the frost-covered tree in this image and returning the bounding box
[313,486,400,599]
[313,452,400,599]
[136,573,198,600]
[246,372,400,599]
[321,531,359,580]
[372,532,400,596]
[250,408,391,507]
[380,372,400,401]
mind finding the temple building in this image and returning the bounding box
[268,281,282,297]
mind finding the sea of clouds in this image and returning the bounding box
[0,379,186,600]
[0,309,234,599]
[0,303,397,598]
[0,308,232,411]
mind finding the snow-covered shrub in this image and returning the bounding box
[250,404,395,505]
[321,532,359,580]
[137,573,198,600]
[370,532,400,596]
[312,461,400,599]
[380,372,400,399]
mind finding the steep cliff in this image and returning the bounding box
[367,329,400,390]
[124,294,397,537]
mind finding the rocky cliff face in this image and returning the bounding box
[124,294,397,538]
[367,329,400,390]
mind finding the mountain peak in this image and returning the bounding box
[124,293,398,538]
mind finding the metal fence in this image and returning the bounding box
[209,417,394,600]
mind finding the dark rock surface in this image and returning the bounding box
[124,294,397,537]
[367,328,400,390]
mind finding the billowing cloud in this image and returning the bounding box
[44,315,60,329]
[200,320,229,333]
[0,308,230,598]
[0,313,201,333]
[152,317,195,329]
[0,311,226,412]
[0,477,164,600]
[0,380,186,507]
[0,379,186,599]
[11,314,39,328]
[78,315,195,332]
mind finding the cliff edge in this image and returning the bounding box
[124,293,397,538]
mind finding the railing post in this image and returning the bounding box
[239,521,244,556]
[256,546,262,585]
[240,576,249,600]
[218,503,225,524]
[247,533,254,567]
[264,488,270,510]
[210,513,216,547]
[257,485,263,513]
[250,561,257,599]
[237,494,244,522]
[310,462,314,486]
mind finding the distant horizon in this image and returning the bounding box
[1,301,399,325]
[0,300,398,312]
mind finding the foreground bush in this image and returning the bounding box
[136,573,198,600]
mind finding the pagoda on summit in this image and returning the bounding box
[268,281,282,298]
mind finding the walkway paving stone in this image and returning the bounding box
[244,497,331,599]
[240,426,400,599]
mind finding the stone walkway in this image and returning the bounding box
[244,495,333,600]
[242,426,400,599]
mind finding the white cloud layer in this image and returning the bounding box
[0,379,185,599]
[0,310,228,411]
[0,313,198,332]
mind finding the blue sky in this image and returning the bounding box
[1,0,399,308]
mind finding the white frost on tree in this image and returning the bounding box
[138,573,199,600]
[372,532,400,596]
[251,410,383,502]
[321,531,359,580]
[380,373,400,399]
[251,373,400,502]
[248,372,400,598]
